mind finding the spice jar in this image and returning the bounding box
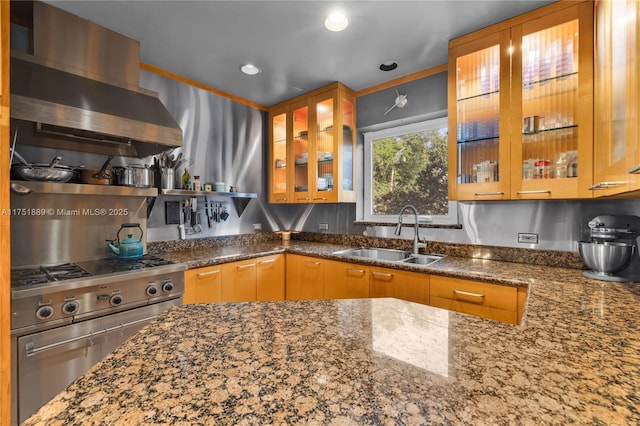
[193,176,201,191]
[534,160,550,179]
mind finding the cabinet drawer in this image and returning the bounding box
[430,276,518,324]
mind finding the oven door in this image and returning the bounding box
[16,298,180,424]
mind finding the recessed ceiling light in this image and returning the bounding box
[325,11,349,32]
[379,61,398,72]
[240,64,261,75]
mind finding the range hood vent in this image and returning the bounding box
[10,1,182,158]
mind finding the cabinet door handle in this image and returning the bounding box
[346,268,365,275]
[371,271,393,280]
[516,190,551,195]
[453,289,485,301]
[276,198,288,201]
[258,259,275,265]
[629,165,640,174]
[589,181,626,190]
[304,260,321,266]
[236,263,256,270]
[474,191,504,196]
[297,198,310,201]
[313,197,327,201]
[197,270,220,278]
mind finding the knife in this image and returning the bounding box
[191,197,197,230]
[206,197,212,228]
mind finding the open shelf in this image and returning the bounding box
[10,180,158,197]
[160,189,258,217]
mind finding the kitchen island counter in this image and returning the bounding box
[23,267,640,424]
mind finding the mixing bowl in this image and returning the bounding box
[578,241,634,274]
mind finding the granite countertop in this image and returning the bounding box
[23,241,640,424]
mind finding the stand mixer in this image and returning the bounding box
[578,215,640,282]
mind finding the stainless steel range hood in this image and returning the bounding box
[10,1,183,158]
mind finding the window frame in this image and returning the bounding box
[362,117,458,225]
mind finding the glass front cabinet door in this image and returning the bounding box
[268,83,356,204]
[511,2,594,199]
[269,105,289,203]
[448,30,512,200]
[593,0,640,196]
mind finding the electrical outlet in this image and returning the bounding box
[253,223,262,230]
[518,233,538,244]
[319,223,329,230]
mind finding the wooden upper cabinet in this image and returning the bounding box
[511,2,594,200]
[268,82,356,204]
[448,1,594,201]
[593,0,640,196]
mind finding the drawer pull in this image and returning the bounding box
[453,289,485,301]
[589,181,626,190]
[516,190,551,195]
[304,261,321,266]
[197,270,220,278]
[474,191,504,196]
[258,259,276,265]
[276,198,288,202]
[236,263,256,270]
[346,268,365,275]
[629,165,640,174]
[313,197,327,201]
[371,271,393,280]
[297,197,310,201]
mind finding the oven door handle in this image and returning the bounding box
[25,315,158,357]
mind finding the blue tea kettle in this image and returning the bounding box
[108,223,144,260]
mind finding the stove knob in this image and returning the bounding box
[146,285,159,297]
[162,281,174,293]
[62,301,80,315]
[35,305,55,320]
[109,294,124,307]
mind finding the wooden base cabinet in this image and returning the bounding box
[221,259,257,302]
[285,254,325,300]
[324,260,369,299]
[369,267,429,305]
[256,254,286,301]
[429,275,523,325]
[184,265,222,304]
[184,254,285,304]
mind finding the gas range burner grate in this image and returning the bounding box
[11,263,92,287]
[107,256,175,273]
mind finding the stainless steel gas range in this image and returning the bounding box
[10,255,186,425]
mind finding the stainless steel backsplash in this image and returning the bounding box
[11,68,640,263]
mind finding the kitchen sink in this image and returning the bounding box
[332,247,444,267]
[332,247,412,261]
[400,253,445,265]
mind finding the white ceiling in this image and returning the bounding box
[45,0,555,107]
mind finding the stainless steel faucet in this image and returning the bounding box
[395,204,424,254]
